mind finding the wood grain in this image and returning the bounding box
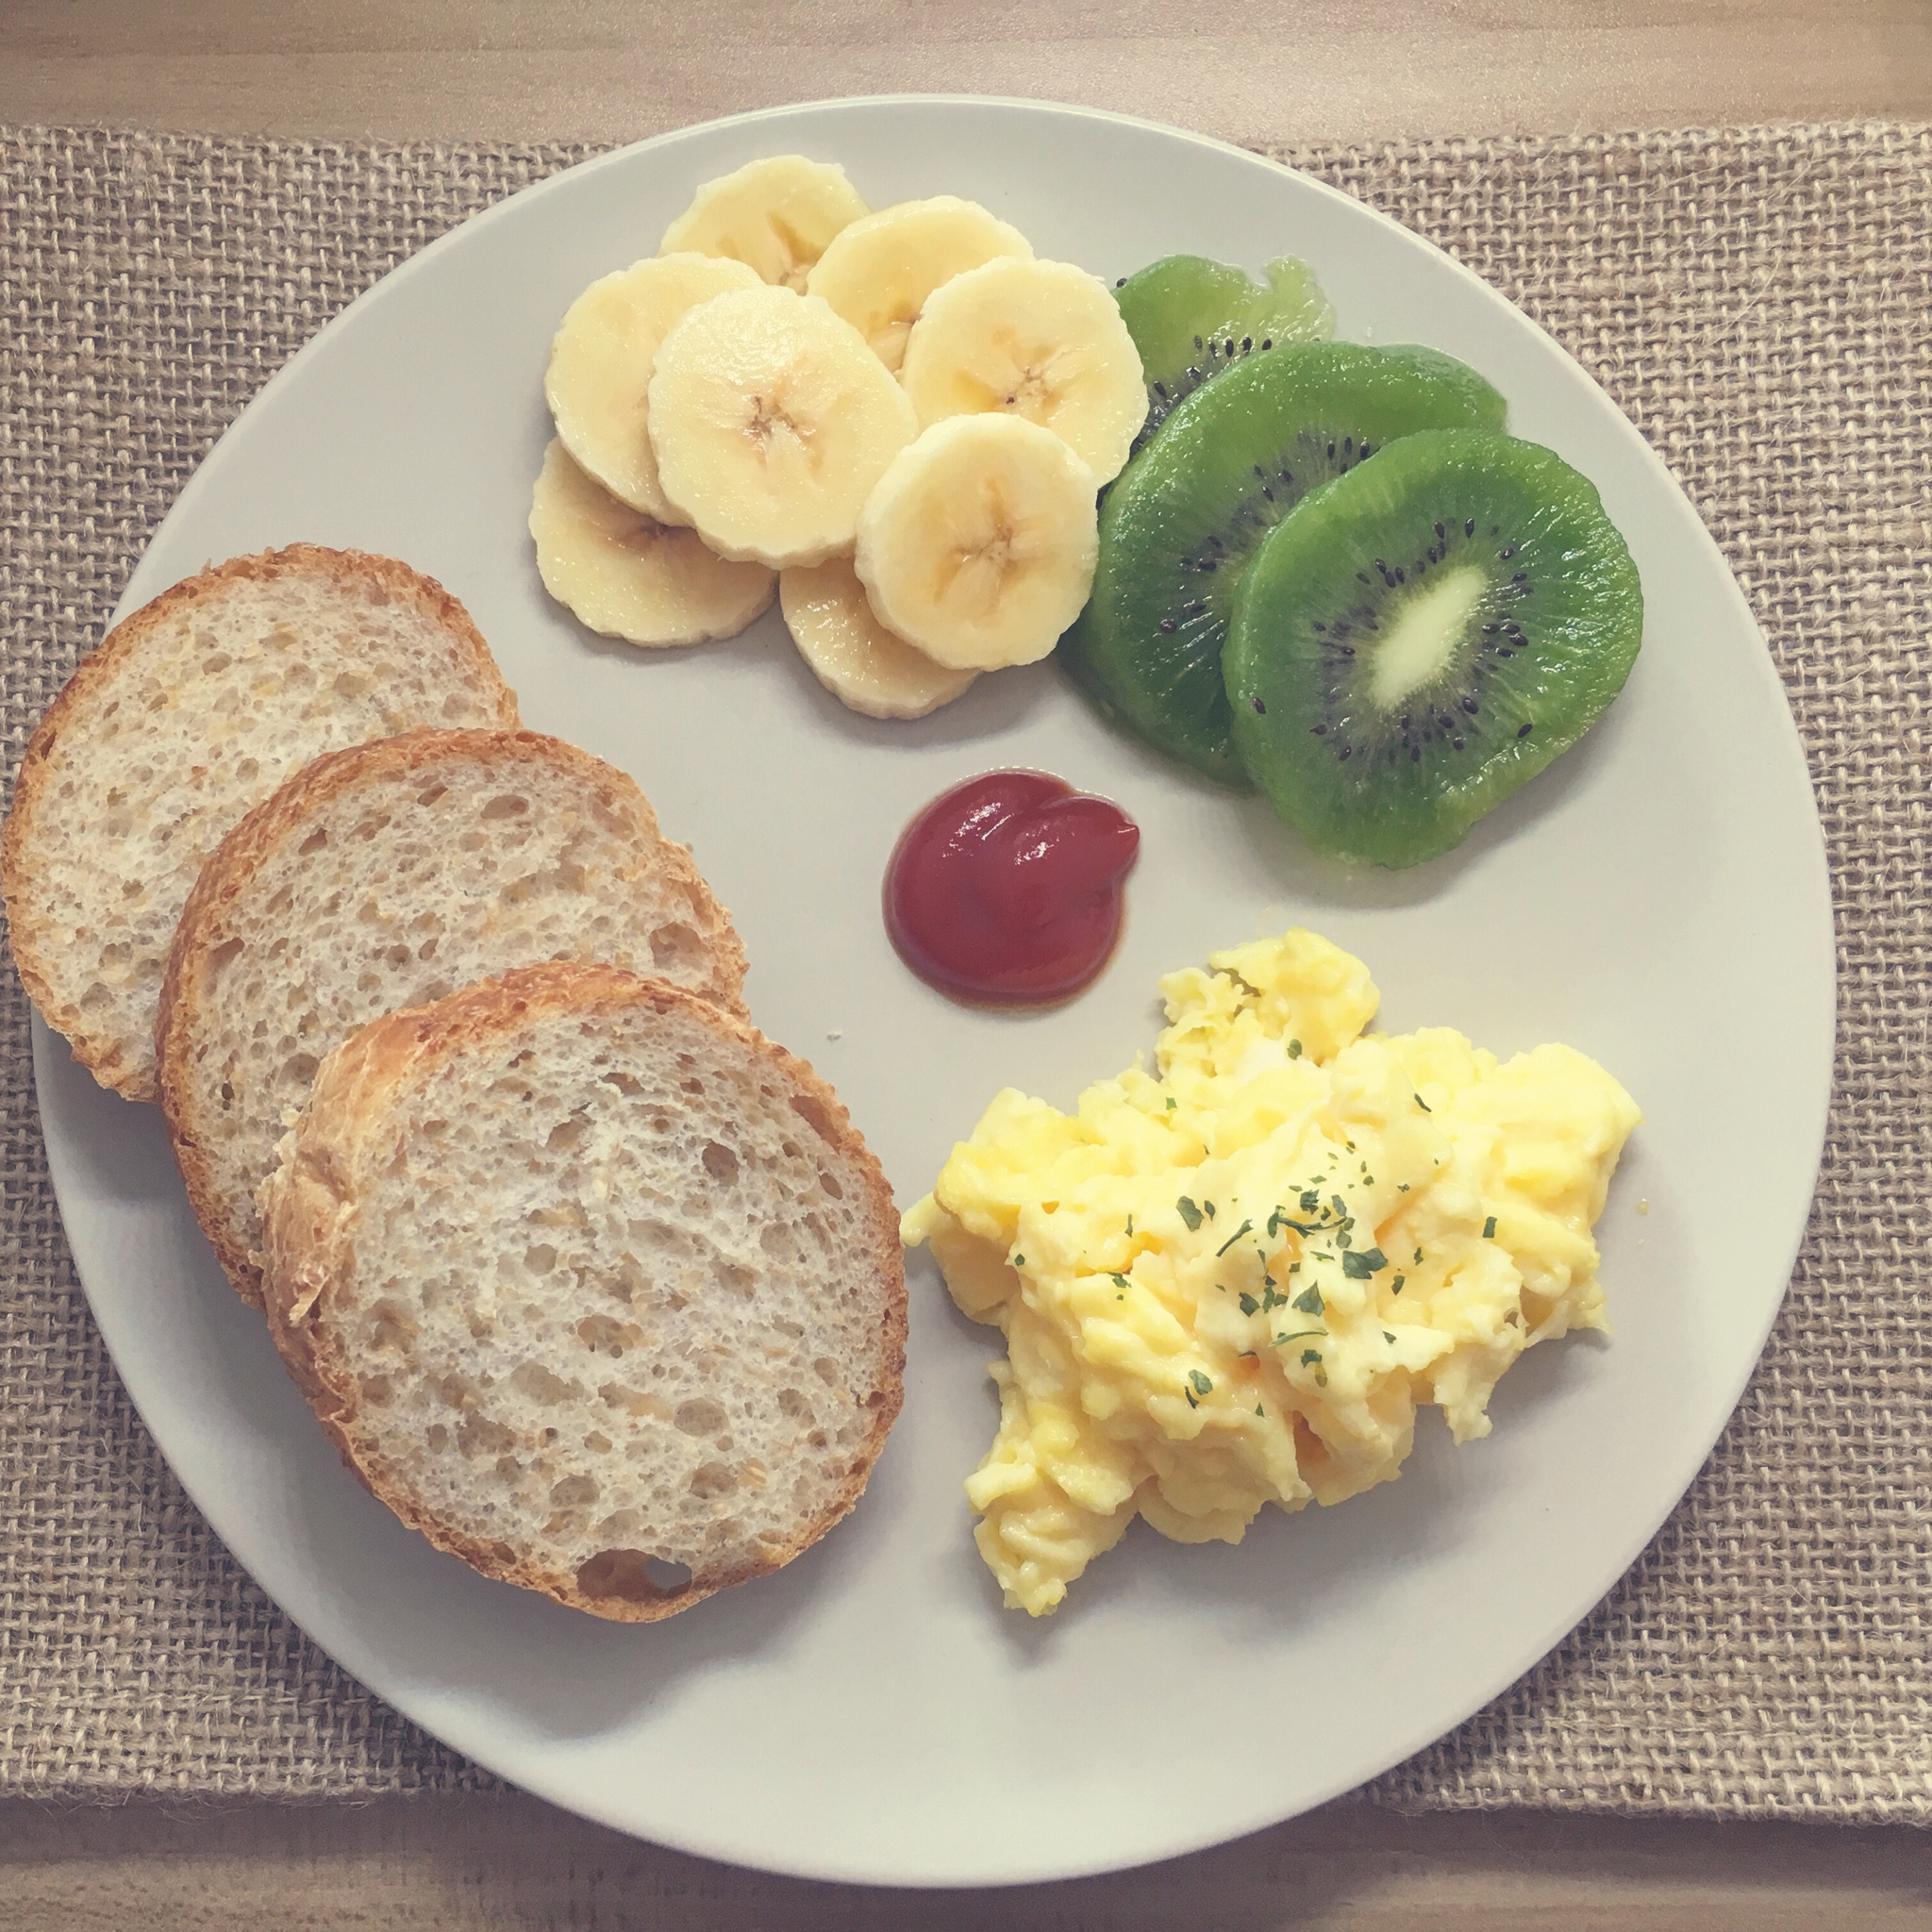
[4,1793,1931,1930]
[3,0,1929,144]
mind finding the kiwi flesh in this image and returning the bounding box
[1113,254,1334,450]
[1224,428,1642,868]
[1062,342,1507,786]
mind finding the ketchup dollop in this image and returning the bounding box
[884,771,1141,1008]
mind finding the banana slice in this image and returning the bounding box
[855,414,1098,672]
[898,257,1146,486]
[805,196,1033,374]
[780,556,978,720]
[545,252,764,522]
[649,285,917,570]
[658,156,870,291]
[529,439,775,646]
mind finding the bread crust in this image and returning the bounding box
[2,545,519,1101]
[258,961,908,1623]
[156,728,750,1304]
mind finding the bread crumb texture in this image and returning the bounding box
[2,547,516,1099]
[261,966,906,1621]
[160,729,745,1301]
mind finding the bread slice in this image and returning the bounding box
[158,728,749,1307]
[2,546,519,1101]
[258,962,907,1622]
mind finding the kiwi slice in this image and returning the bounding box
[1062,341,1507,786]
[1224,428,1642,868]
[1114,254,1334,450]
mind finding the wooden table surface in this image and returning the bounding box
[8,0,1932,145]
[4,3,1931,1926]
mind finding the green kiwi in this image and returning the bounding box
[1224,428,1642,868]
[1061,342,1507,786]
[1113,254,1334,450]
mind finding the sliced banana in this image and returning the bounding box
[658,156,869,292]
[898,257,1146,486]
[805,196,1033,374]
[529,439,775,646]
[544,252,763,523]
[780,556,978,720]
[649,285,918,570]
[855,414,1098,673]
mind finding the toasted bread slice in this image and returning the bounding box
[258,963,906,1623]
[158,729,748,1306]
[2,546,519,1100]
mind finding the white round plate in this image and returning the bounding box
[34,96,1832,1887]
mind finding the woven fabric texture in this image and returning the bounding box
[1,122,1926,1821]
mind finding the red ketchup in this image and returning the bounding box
[884,771,1141,1008]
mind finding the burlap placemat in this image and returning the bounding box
[1,121,1926,1824]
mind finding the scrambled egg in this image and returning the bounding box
[901,929,1641,1615]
